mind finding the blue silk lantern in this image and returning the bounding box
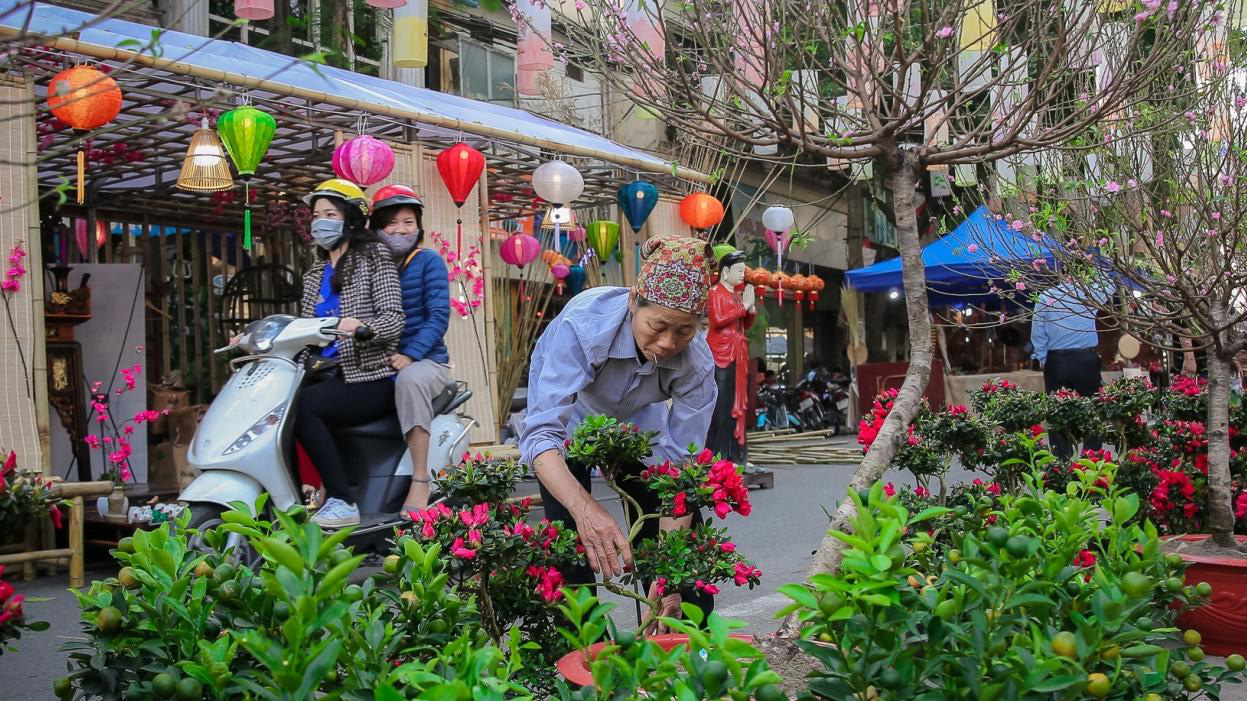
[566,263,587,295]
[617,180,659,233]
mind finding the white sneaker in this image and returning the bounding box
[311,498,360,528]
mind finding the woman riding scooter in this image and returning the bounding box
[368,185,451,515]
[297,178,405,529]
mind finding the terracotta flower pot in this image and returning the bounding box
[1171,534,1247,657]
[556,633,755,687]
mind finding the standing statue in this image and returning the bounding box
[705,249,756,464]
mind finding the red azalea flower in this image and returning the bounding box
[695,449,714,464]
[883,482,896,497]
[1029,424,1046,438]
[654,577,667,597]
[1073,549,1097,568]
[694,579,720,595]
[49,504,62,529]
[673,491,688,517]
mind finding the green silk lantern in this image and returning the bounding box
[217,105,277,248]
[586,220,620,262]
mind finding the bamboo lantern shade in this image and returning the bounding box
[177,119,234,192]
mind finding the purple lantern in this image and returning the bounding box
[332,135,396,187]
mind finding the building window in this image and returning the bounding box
[565,62,583,82]
[458,40,515,106]
[207,0,381,76]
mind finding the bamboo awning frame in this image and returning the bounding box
[2,8,709,230]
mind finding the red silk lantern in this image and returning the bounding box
[436,142,486,255]
[48,66,123,204]
[500,233,540,268]
[679,192,725,231]
[808,273,823,309]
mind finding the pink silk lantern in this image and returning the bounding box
[551,261,570,294]
[332,135,396,187]
[366,0,407,7]
[764,229,790,256]
[500,233,541,268]
[234,0,274,20]
[75,218,107,257]
[516,0,554,96]
[568,226,586,242]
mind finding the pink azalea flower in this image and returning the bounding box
[1105,181,1121,193]
[720,541,736,553]
[450,537,477,559]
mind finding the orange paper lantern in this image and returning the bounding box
[47,66,123,205]
[751,269,773,288]
[48,66,122,130]
[789,273,809,292]
[679,192,725,231]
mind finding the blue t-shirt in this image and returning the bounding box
[315,263,341,359]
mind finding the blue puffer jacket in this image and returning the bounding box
[395,248,450,364]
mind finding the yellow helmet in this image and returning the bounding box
[304,178,369,216]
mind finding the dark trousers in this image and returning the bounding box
[706,364,746,464]
[294,376,395,502]
[537,461,715,619]
[1044,348,1103,460]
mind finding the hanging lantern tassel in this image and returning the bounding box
[76,149,85,204]
[244,205,252,250]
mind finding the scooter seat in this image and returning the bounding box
[339,413,404,440]
[430,382,468,416]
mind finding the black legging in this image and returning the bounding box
[537,460,715,619]
[294,376,395,502]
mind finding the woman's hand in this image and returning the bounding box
[337,317,364,333]
[571,498,633,579]
[390,353,413,370]
[645,582,683,636]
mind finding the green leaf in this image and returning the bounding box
[259,537,304,573]
[777,583,818,609]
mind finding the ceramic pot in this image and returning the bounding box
[556,633,755,687]
[1171,534,1247,657]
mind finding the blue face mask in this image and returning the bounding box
[310,218,345,250]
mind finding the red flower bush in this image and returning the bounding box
[641,448,752,520]
[0,563,45,654]
[0,451,67,540]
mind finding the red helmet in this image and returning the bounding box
[371,184,423,212]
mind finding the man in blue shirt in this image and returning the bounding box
[520,235,719,630]
[1031,279,1110,458]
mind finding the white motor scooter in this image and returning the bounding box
[178,313,474,549]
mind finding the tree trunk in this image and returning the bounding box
[1205,346,1235,547]
[776,151,933,638]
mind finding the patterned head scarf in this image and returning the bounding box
[636,235,718,314]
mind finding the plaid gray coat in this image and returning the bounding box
[301,241,406,383]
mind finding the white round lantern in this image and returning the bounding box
[532,160,585,205]
[762,205,795,233]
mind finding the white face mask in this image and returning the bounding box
[310,218,345,250]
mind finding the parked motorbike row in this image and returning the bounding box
[754,370,851,435]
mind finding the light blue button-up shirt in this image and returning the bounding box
[519,286,717,467]
[1031,280,1111,366]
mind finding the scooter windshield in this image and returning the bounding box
[246,315,296,352]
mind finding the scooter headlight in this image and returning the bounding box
[244,315,295,354]
[222,402,287,456]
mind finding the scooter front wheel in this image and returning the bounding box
[185,502,260,567]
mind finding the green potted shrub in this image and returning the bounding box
[781,453,1247,699]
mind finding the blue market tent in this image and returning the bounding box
[844,206,1055,306]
